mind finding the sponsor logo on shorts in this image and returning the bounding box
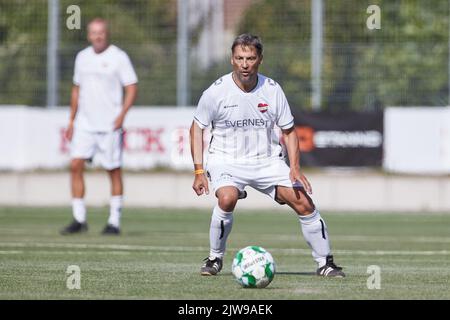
[219,173,233,180]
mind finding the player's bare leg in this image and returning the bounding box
[276,186,315,216]
[276,186,345,277]
[103,167,123,235]
[109,167,123,196]
[71,158,85,199]
[61,159,88,234]
[201,186,239,276]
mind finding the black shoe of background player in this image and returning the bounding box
[316,255,346,278]
[60,220,88,235]
[200,256,223,276]
[101,224,121,235]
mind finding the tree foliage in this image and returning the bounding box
[0,0,177,106]
[0,0,449,109]
[237,0,450,111]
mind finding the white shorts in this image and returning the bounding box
[70,129,123,170]
[205,158,300,204]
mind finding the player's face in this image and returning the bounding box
[88,22,109,53]
[231,45,262,87]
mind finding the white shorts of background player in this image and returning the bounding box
[70,129,123,170]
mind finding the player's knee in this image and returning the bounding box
[302,202,315,215]
[108,167,122,178]
[292,198,315,216]
[70,160,84,175]
[218,194,238,212]
[289,189,315,215]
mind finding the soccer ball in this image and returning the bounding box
[231,246,276,288]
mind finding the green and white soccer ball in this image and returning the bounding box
[231,246,276,288]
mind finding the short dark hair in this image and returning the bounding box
[231,34,263,56]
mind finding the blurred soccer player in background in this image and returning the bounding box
[61,18,138,235]
[190,34,345,277]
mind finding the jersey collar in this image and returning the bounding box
[231,72,260,94]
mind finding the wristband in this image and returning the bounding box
[194,169,205,175]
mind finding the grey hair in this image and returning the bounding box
[231,34,263,56]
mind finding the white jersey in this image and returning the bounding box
[73,45,138,132]
[194,73,294,163]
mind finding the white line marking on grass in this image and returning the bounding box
[332,235,450,244]
[1,242,450,256]
[31,250,131,255]
[236,234,450,243]
[0,242,206,252]
[0,250,22,254]
[334,250,450,256]
[271,248,450,256]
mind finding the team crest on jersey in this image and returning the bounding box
[257,103,269,113]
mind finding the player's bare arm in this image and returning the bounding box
[114,83,138,130]
[282,126,312,194]
[66,85,80,141]
[190,121,209,196]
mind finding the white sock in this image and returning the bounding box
[299,209,331,268]
[72,198,86,223]
[108,195,123,228]
[209,205,233,259]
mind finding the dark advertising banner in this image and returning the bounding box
[291,111,383,167]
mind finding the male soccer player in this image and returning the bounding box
[190,34,345,277]
[61,18,138,235]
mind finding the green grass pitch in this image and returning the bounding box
[0,207,449,299]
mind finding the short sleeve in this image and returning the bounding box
[118,52,138,86]
[276,87,294,130]
[193,92,216,129]
[73,53,80,85]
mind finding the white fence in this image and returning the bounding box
[0,106,450,174]
[1,106,450,211]
[2,171,450,212]
[0,106,195,171]
[2,106,450,174]
[384,107,450,174]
